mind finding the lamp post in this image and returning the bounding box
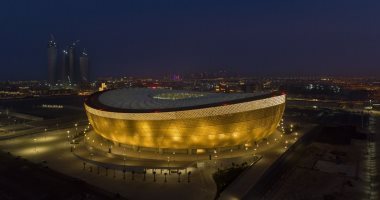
[44,128,47,141]
[90,151,94,159]
[173,152,175,165]
[74,123,78,137]
[33,138,37,152]
[123,147,126,169]
[66,130,71,148]
[167,157,170,169]
[177,171,182,183]
[187,171,191,183]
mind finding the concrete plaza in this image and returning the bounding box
[0,120,301,199]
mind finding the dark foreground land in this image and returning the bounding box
[0,151,125,200]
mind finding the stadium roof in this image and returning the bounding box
[86,88,279,113]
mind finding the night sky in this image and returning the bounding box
[1,0,380,80]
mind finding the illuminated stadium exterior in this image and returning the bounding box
[84,88,285,156]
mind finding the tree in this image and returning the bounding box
[153,171,156,182]
[164,172,167,183]
[131,170,135,180]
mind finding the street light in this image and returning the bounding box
[187,171,191,183]
[44,128,47,141]
[90,152,94,162]
[177,171,182,183]
[33,138,37,152]
[74,123,78,137]
[123,147,126,168]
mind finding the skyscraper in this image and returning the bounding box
[61,48,69,82]
[47,35,57,84]
[68,42,76,84]
[47,38,88,85]
[79,49,89,84]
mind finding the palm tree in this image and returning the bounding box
[153,171,156,182]
[143,170,146,181]
[131,170,135,180]
[83,162,86,170]
[123,169,126,180]
[164,172,167,183]
[105,167,108,176]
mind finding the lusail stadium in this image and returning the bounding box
[84,88,285,157]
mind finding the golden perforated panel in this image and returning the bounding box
[85,95,285,149]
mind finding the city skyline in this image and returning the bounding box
[1,0,380,81]
[47,37,89,84]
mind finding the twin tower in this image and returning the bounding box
[47,35,89,85]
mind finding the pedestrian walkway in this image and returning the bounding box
[73,144,195,169]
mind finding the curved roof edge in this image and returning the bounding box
[85,89,285,113]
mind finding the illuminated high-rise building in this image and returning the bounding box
[68,41,79,84]
[50,39,88,85]
[61,48,69,82]
[79,49,89,84]
[47,35,57,84]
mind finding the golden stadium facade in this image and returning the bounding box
[84,88,285,154]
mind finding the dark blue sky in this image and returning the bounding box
[1,0,380,80]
